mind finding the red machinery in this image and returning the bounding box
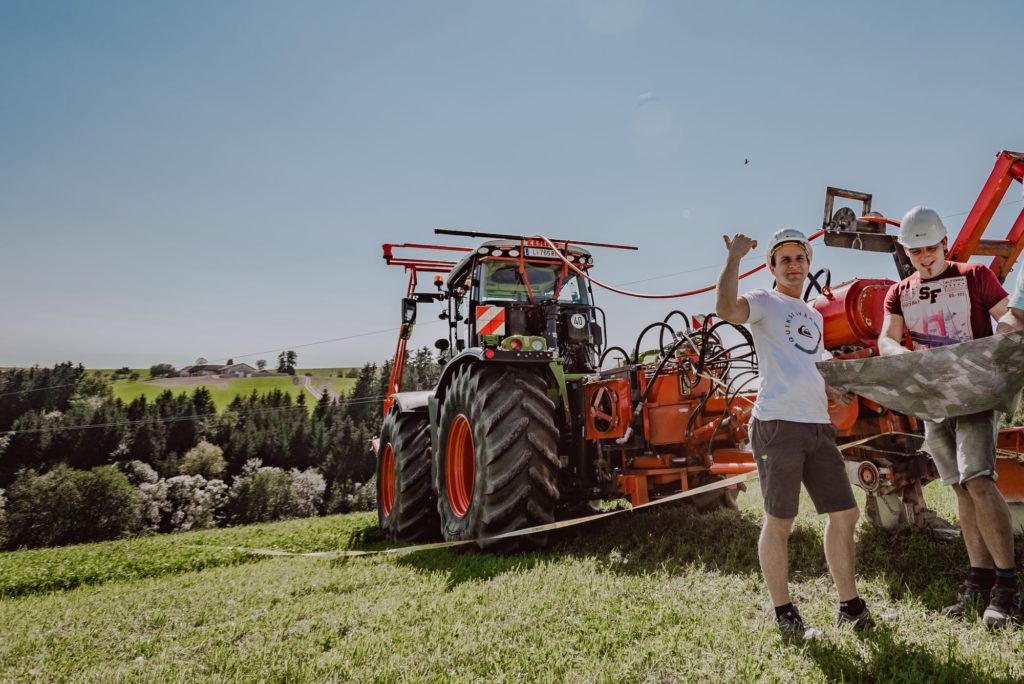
[811,150,1024,531]
[375,150,1024,546]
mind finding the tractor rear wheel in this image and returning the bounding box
[435,363,560,549]
[376,410,440,541]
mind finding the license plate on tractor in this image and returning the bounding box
[524,247,560,259]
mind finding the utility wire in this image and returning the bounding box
[0,382,79,399]
[5,198,1023,397]
[0,394,389,437]
[613,198,1024,287]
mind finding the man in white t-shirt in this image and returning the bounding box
[716,228,871,639]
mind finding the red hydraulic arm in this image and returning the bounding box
[380,243,470,416]
[947,150,1024,281]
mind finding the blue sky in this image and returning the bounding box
[2,0,1022,369]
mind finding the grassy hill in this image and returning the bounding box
[2,485,1022,681]
[101,369,359,411]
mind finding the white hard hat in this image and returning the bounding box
[898,206,947,248]
[766,228,812,263]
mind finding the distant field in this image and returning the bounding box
[91,367,359,381]
[298,367,359,378]
[107,374,359,411]
[110,377,308,410]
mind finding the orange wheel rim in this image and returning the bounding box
[380,443,396,517]
[446,414,475,517]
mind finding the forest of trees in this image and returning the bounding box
[0,348,441,549]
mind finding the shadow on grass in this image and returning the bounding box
[805,624,1016,684]
[383,501,1021,609]
[395,548,544,591]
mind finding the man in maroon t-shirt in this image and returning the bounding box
[878,206,1017,628]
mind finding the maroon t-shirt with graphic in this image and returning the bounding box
[883,262,1007,350]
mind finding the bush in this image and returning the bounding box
[223,460,298,525]
[179,439,227,479]
[221,461,327,524]
[290,468,326,517]
[148,363,177,378]
[120,460,159,485]
[325,477,377,514]
[139,475,228,533]
[3,465,142,549]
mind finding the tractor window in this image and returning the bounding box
[480,261,590,304]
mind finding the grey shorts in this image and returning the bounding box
[923,410,998,486]
[750,418,857,519]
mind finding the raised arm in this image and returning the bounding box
[715,234,755,324]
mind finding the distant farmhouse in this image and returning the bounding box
[178,363,257,378]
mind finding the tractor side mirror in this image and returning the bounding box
[400,298,417,340]
[401,298,417,325]
[434,338,450,352]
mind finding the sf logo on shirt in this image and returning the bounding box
[784,310,821,355]
[918,285,943,304]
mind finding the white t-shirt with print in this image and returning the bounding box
[742,288,830,424]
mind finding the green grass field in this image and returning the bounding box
[106,374,359,411]
[2,484,1022,682]
[109,377,310,411]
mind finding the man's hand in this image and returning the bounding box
[826,385,855,408]
[723,233,757,261]
[716,233,755,324]
[996,307,1024,334]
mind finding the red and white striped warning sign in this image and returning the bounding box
[476,305,506,335]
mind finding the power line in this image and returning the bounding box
[613,198,1024,287]
[0,393,389,437]
[0,382,79,400]
[4,197,1023,394]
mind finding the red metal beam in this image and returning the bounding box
[948,151,1024,277]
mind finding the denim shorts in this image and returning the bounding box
[923,410,998,486]
[749,418,857,519]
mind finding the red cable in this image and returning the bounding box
[532,230,825,299]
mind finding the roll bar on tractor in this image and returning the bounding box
[380,242,470,416]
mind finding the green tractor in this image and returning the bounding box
[376,230,616,548]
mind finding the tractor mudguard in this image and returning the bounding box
[429,350,568,457]
[434,349,486,403]
[388,390,433,413]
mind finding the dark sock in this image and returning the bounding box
[774,602,796,620]
[995,567,1017,590]
[839,597,866,616]
[970,566,996,589]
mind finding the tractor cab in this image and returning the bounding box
[443,239,603,373]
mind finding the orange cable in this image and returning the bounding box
[532,230,825,299]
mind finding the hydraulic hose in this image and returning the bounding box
[659,310,692,349]
[533,230,825,300]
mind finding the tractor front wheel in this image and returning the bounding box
[376,410,440,541]
[435,363,560,549]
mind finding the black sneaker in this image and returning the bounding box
[837,605,876,631]
[982,585,1021,629]
[776,609,821,641]
[941,581,990,619]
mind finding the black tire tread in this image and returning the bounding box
[436,363,560,549]
[377,411,441,541]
